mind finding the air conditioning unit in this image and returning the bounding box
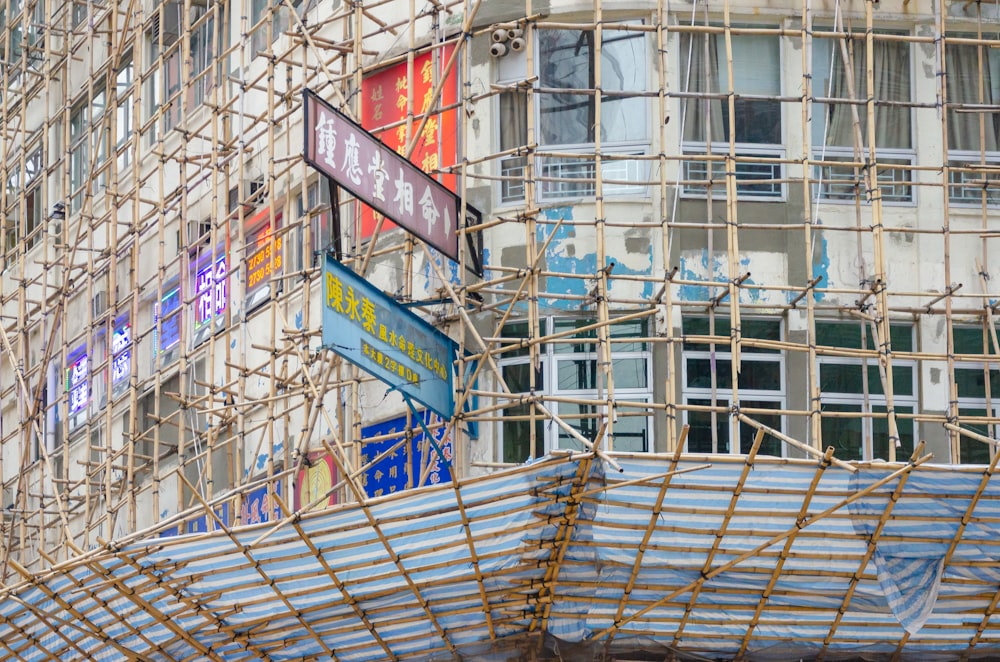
[148,1,182,45]
[228,177,266,215]
[92,290,108,317]
[188,218,212,245]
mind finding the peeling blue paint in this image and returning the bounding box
[256,453,269,471]
[419,247,462,294]
[295,311,303,329]
[540,207,587,309]
[538,206,653,309]
[812,233,830,302]
[678,249,761,304]
[231,339,237,349]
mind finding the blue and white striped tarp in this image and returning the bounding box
[0,453,999,660]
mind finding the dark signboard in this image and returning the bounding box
[303,88,480,269]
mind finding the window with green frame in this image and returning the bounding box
[681,316,784,456]
[497,317,652,463]
[953,325,1000,464]
[816,321,915,461]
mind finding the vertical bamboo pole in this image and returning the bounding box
[722,0,743,455]
[863,0,900,462]
[591,0,614,453]
[939,4,960,463]
[802,0,822,452]
[657,0,677,452]
[524,3,541,461]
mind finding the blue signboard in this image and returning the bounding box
[188,502,232,534]
[322,254,457,419]
[361,411,453,498]
[240,480,283,526]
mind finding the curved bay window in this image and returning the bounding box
[497,24,649,203]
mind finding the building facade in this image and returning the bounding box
[1,0,1000,656]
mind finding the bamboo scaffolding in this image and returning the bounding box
[1,0,1000,657]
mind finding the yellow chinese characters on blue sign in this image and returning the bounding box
[322,254,457,419]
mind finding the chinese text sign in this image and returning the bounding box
[322,254,456,420]
[361,411,453,498]
[360,44,458,238]
[304,88,472,264]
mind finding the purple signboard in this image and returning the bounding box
[303,89,480,268]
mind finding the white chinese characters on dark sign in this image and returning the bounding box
[305,91,462,262]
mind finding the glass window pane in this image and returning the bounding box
[865,364,914,397]
[503,361,542,392]
[538,29,646,146]
[680,33,780,145]
[610,318,648,352]
[686,357,732,390]
[556,403,598,452]
[812,36,911,149]
[687,398,730,453]
[503,404,544,463]
[737,360,782,391]
[954,326,1000,355]
[612,406,649,453]
[501,322,532,358]
[947,42,1000,153]
[816,321,912,351]
[955,367,1000,400]
[872,405,914,461]
[820,362,864,394]
[599,30,647,143]
[539,30,593,145]
[553,318,597,353]
[683,317,780,353]
[816,321,864,349]
[821,403,863,460]
[612,357,647,389]
[958,408,993,464]
[740,400,782,456]
[558,359,598,390]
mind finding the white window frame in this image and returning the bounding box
[816,322,918,461]
[680,317,786,456]
[496,317,653,462]
[810,30,916,206]
[953,325,1000,463]
[945,36,1000,208]
[812,146,916,206]
[495,23,651,206]
[115,52,135,173]
[678,28,786,201]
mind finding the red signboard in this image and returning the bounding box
[360,44,458,239]
[294,451,338,511]
[304,89,477,266]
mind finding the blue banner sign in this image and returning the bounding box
[188,502,232,534]
[322,254,457,419]
[361,411,453,498]
[240,480,283,526]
